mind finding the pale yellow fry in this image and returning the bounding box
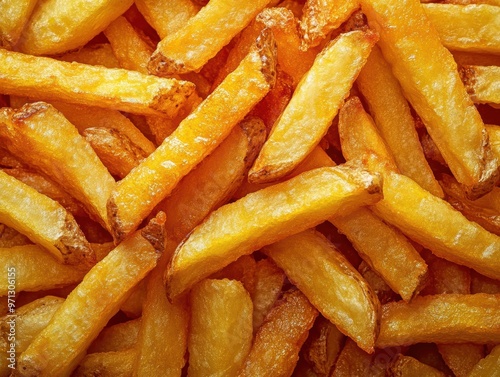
[0,103,115,230]
[264,229,380,353]
[360,0,498,198]
[17,0,133,55]
[0,0,37,48]
[249,30,377,183]
[423,4,500,54]
[148,0,272,75]
[73,349,136,377]
[0,49,195,117]
[166,164,382,299]
[108,31,276,241]
[461,65,500,105]
[357,45,443,197]
[468,344,500,377]
[58,43,121,69]
[389,355,446,377]
[189,279,253,377]
[14,232,161,376]
[377,294,500,347]
[135,0,200,39]
[0,171,93,267]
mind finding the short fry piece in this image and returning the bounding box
[388,355,446,377]
[377,294,500,347]
[468,344,500,377]
[108,31,276,241]
[148,0,272,75]
[249,30,377,183]
[0,49,195,117]
[264,230,380,353]
[238,289,318,377]
[166,164,382,299]
[0,0,37,48]
[14,232,161,376]
[0,171,93,266]
[461,65,500,105]
[73,349,136,377]
[189,279,253,377]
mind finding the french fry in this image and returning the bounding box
[0,296,64,376]
[238,289,318,377]
[358,261,400,305]
[438,343,485,377]
[13,230,161,376]
[156,116,266,243]
[468,344,500,377]
[421,253,471,295]
[360,0,499,198]
[166,164,382,299]
[452,51,500,67]
[210,255,258,297]
[356,45,443,197]
[73,349,136,377]
[148,0,272,76]
[88,318,141,353]
[249,30,377,183]
[0,103,116,230]
[423,3,500,54]
[188,279,253,377]
[299,0,359,49]
[461,65,500,105]
[0,0,37,49]
[444,0,500,5]
[388,355,446,377]
[58,43,121,69]
[119,279,147,319]
[0,171,94,266]
[330,338,386,377]
[108,31,276,241]
[264,230,380,352]
[17,0,134,55]
[471,270,500,294]
[377,293,500,347]
[0,224,30,249]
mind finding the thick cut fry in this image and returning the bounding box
[148,0,272,75]
[13,231,161,376]
[377,294,500,347]
[189,279,253,377]
[0,49,194,117]
[0,103,115,229]
[108,32,276,241]
[299,0,359,48]
[249,30,377,183]
[421,254,471,295]
[166,164,382,299]
[389,355,446,377]
[438,343,484,377]
[238,289,318,377]
[0,171,93,266]
[264,230,380,353]
[461,65,500,105]
[356,45,443,197]
[73,349,136,377]
[157,117,265,243]
[0,0,37,48]
[468,344,500,377]
[58,43,121,69]
[358,261,399,304]
[17,0,134,55]
[330,339,385,377]
[88,319,141,353]
[360,0,498,198]
[423,4,500,54]
[210,255,258,296]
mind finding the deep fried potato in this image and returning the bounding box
[438,343,485,377]
[17,0,133,55]
[210,255,258,297]
[468,344,500,377]
[166,164,382,299]
[330,338,384,377]
[377,293,500,347]
[0,0,37,49]
[0,224,30,248]
[452,50,500,67]
[0,171,94,266]
[264,230,380,353]
[108,31,276,241]
[58,43,121,69]
[360,0,498,198]
[148,0,272,75]
[88,319,141,354]
[238,289,318,377]
[461,65,500,105]
[388,355,446,377]
[73,349,136,377]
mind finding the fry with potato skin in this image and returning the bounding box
[108,31,277,241]
[360,0,498,198]
[264,230,380,353]
[166,164,382,299]
[0,0,37,49]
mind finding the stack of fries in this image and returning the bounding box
[1,0,500,375]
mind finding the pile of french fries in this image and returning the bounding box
[1,0,500,375]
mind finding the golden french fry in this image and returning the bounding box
[148,0,272,76]
[58,43,121,69]
[73,349,136,377]
[166,164,382,299]
[423,3,500,54]
[360,0,498,198]
[438,343,485,377]
[88,319,141,354]
[119,279,147,319]
[0,224,30,249]
[330,338,384,377]
[108,31,276,241]
[249,30,377,183]
[389,355,446,377]
[452,50,500,67]
[0,103,115,230]
[421,253,471,295]
[468,344,500,377]
[461,65,500,105]
[0,0,37,48]
[238,289,318,377]
[188,279,253,377]
[358,261,400,304]
[377,293,500,347]
[13,230,161,376]
[0,49,194,117]
[17,0,134,55]
[264,230,380,352]
[0,171,94,266]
